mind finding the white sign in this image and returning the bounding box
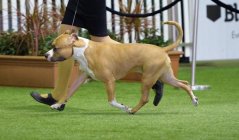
[197,0,239,61]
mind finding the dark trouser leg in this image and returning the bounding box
[152,80,164,106]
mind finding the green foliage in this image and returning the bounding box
[0,32,58,56]
[38,33,58,55]
[0,2,63,56]
[79,29,121,42]
[108,30,121,42]
[79,30,90,39]
[139,28,172,47]
[0,32,30,55]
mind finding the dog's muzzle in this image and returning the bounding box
[44,49,66,62]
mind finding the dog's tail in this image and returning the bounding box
[162,21,183,52]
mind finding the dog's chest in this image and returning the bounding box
[73,47,97,80]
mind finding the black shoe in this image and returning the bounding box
[30,92,57,106]
[152,80,164,106]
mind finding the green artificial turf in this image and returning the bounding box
[0,60,239,140]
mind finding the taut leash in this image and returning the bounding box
[71,0,80,31]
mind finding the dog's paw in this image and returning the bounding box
[126,107,133,114]
[50,103,65,111]
[122,106,132,114]
[192,97,199,106]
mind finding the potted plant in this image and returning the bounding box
[0,2,80,88]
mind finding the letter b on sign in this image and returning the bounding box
[207,5,221,22]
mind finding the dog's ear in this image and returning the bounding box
[70,33,79,41]
[70,33,85,47]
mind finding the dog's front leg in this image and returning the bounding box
[50,73,88,110]
[67,72,89,99]
[130,82,151,114]
[105,80,132,113]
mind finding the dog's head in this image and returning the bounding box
[45,30,86,62]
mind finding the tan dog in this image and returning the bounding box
[45,21,198,114]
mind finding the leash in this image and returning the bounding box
[106,0,181,18]
[71,0,80,31]
[70,0,80,56]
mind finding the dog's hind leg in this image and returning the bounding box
[177,79,189,85]
[161,72,198,106]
